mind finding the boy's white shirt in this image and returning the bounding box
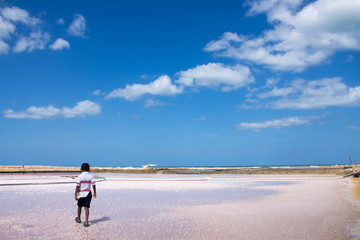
[76,171,95,198]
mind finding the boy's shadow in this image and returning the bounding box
[90,217,110,225]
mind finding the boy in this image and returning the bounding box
[75,163,97,227]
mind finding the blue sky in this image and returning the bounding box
[1,0,359,167]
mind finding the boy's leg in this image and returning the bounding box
[84,207,89,225]
[77,206,82,221]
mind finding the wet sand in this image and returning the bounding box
[0,174,359,239]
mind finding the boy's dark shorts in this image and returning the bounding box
[77,192,92,208]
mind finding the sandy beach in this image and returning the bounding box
[0,173,359,240]
[0,165,352,175]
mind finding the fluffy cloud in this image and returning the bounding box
[1,6,87,54]
[0,9,17,54]
[0,6,53,54]
[144,99,168,108]
[176,63,254,91]
[106,75,184,101]
[56,18,65,25]
[246,0,302,16]
[0,39,10,54]
[61,100,101,118]
[0,15,16,39]
[107,63,254,103]
[3,100,101,119]
[92,90,106,96]
[67,14,86,37]
[237,116,311,132]
[13,31,50,53]
[346,125,360,130]
[50,38,70,50]
[202,32,244,52]
[244,77,360,109]
[1,6,40,25]
[205,0,360,71]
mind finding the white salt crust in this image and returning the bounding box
[0,174,359,240]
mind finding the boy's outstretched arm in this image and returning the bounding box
[92,184,97,198]
[75,186,80,200]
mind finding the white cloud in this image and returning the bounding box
[132,114,141,120]
[0,6,52,54]
[1,6,87,55]
[346,125,360,130]
[0,12,16,54]
[144,99,168,108]
[205,0,360,71]
[106,63,254,103]
[13,31,50,53]
[50,38,70,50]
[56,18,65,25]
[106,75,183,101]
[257,86,295,99]
[67,14,86,37]
[346,55,354,63]
[192,117,206,121]
[176,63,254,91]
[61,100,101,118]
[243,77,360,109]
[265,78,280,87]
[237,116,311,132]
[4,106,60,119]
[0,15,16,39]
[202,32,244,52]
[1,6,40,25]
[246,0,302,17]
[3,100,101,119]
[92,89,106,96]
[0,39,10,54]
[267,78,360,109]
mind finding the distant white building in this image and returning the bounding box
[142,164,157,169]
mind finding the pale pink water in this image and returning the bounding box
[0,174,359,239]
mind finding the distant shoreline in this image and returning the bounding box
[0,164,355,175]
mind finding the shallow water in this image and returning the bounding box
[0,174,357,240]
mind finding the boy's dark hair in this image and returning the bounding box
[81,163,90,171]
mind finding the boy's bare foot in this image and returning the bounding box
[75,217,81,223]
[83,222,89,227]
